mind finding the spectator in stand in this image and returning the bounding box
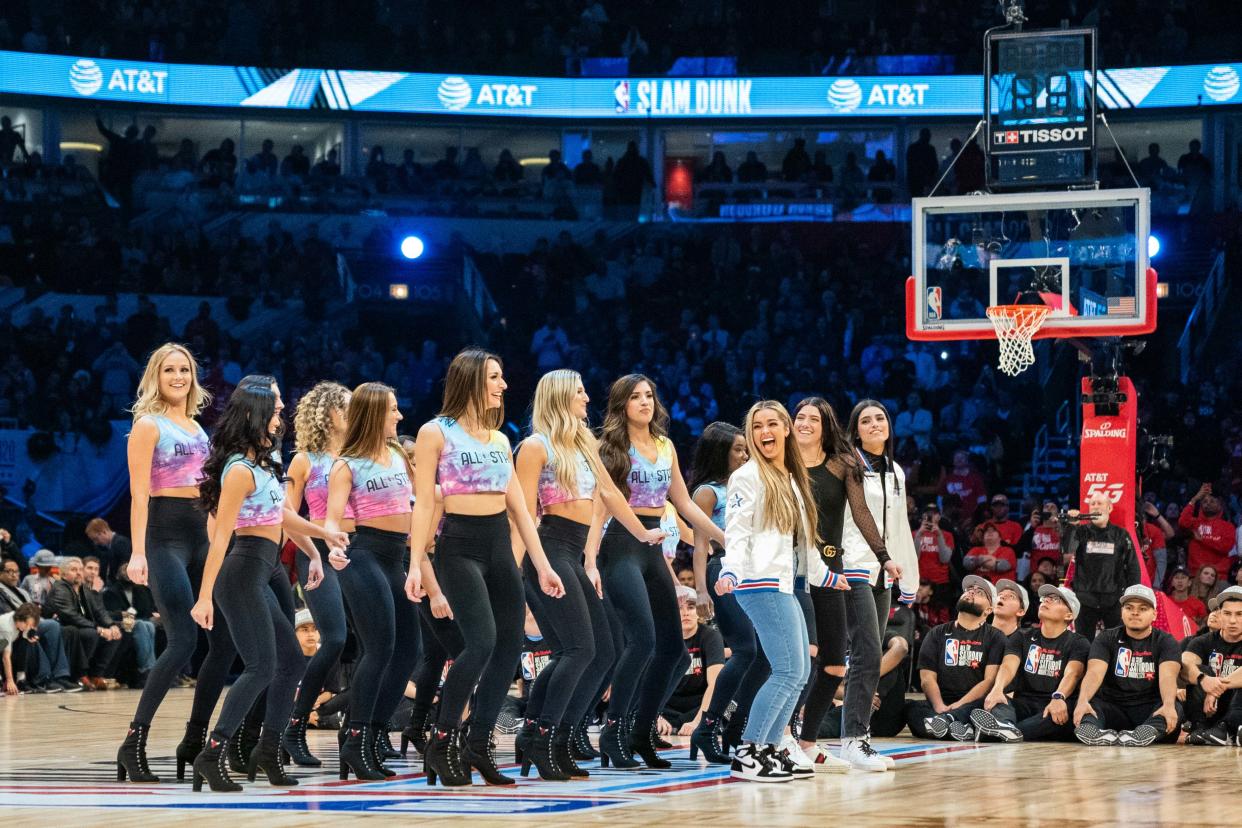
[613,141,654,209]
[19,550,58,606]
[573,150,602,187]
[1139,499,1173,587]
[494,149,524,184]
[83,557,105,593]
[199,138,237,186]
[250,139,278,177]
[311,148,341,177]
[1179,484,1235,576]
[701,151,733,184]
[915,503,954,610]
[280,145,311,177]
[85,518,133,583]
[781,138,811,182]
[0,560,30,613]
[1167,566,1208,627]
[894,392,932,451]
[1063,492,1142,641]
[736,151,767,183]
[940,450,987,513]
[1017,504,1062,576]
[906,128,939,198]
[1,602,82,694]
[1180,586,1242,745]
[542,149,572,184]
[366,145,390,185]
[1136,143,1170,190]
[1191,563,1223,607]
[866,150,896,202]
[1177,139,1212,186]
[529,312,571,373]
[46,556,124,690]
[658,585,724,737]
[956,138,986,193]
[964,523,1016,586]
[0,528,25,579]
[101,563,158,683]
[973,494,1022,547]
[0,115,29,164]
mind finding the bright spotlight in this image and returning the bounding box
[400,236,425,260]
[1147,234,1161,259]
[939,350,950,361]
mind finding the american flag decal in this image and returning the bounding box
[1107,296,1136,315]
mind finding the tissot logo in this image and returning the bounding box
[994,130,1019,145]
[998,126,1088,145]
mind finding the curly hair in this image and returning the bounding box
[293,381,351,454]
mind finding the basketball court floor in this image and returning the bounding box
[0,690,1231,826]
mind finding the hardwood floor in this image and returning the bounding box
[0,689,1235,826]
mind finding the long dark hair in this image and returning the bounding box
[599,373,669,499]
[848,398,899,494]
[440,348,504,431]
[795,396,861,482]
[689,421,742,491]
[198,385,283,514]
[238,374,284,438]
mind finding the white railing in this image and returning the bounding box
[1178,250,1227,383]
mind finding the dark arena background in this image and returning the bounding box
[0,1,1240,824]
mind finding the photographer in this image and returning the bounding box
[915,503,954,611]
[1178,484,1235,577]
[1062,492,1142,642]
[1016,502,1062,578]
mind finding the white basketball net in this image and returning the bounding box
[986,304,1052,376]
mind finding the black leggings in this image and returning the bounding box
[435,512,525,741]
[523,515,616,728]
[292,538,348,719]
[799,584,847,742]
[412,592,465,719]
[336,527,421,729]
[210,536,302,739]
[600,515,682,727]
[705,553,768,720]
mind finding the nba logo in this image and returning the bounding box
[1115,646,1132,677]
[1025,644,1040,673]
[927,286,942,321]
[520,651,536,681]
[945,639,959,667]
[1209,652,1223,675]
[614,81,630,113]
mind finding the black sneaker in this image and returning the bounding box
[1074,721,1119,746]
[730,743,792,783]
[35,679,64,694]
[1186,723,1231,746]
[56,678,85,693]
[923,714,952,738]
[1117,724,1161,747]
[948,721,975,742]
[17,680,44,694]
[970,708,1023,743]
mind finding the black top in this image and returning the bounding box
[918,620,1006,705]
[807,462,846,573]
[1089,626,1181,706]
[1183,631,1242,679]
[1004,627,1091,704]
[1062,522,1141,602]
[518,634,552,701]
[667,625,726,712]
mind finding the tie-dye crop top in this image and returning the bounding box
[223,453,285,529]
[147,415,210,491]
[435,417,513,496]
[530,432,596,508]
[302,451,356,522]
[626,436,674,508]
[342,446,412,521]
[695,482,727,531]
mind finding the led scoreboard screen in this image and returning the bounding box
[986,28,1096,187]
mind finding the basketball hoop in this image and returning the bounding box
[986,304,1051,376]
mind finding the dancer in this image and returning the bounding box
[715,401,833,783]
[116,343,215,783]
[189,384,346,792]
[513,369,665,780]
[325,382,421,781]
[405,349,565,788]
[839,399,920,771]
[281,381,352,767]
[688,422,756,764]
[596,374,724,769]
[792,397,886,771]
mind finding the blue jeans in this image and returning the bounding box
[736,590,810,745]
[30,618,71,681]
[130,618,157,673]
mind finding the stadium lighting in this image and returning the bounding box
[400,235,425,260]
[1147,234,1161,259]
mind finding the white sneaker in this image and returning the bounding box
[801,742,850,773]
[863,735,896,769]
[731,743,793,783]
[776,735,815,778]
[840,737,888,772]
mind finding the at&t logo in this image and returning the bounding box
[437,76,472,110]
[827,79,862,112]
[69,59,168,97]
[437,76,537,111]
[69,59,103,96]
[1203,66,1240,103]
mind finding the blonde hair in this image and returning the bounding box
[339,382,413,479]
[440,348,504,431]
[531,370,601,495]
[743,400,818,543]
[294,381,351,454]
[130,343,210,421]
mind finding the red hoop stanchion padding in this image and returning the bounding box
[986,304,1051,376]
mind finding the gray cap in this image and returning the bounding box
[1209,585,1242,612]
[995,578,1029,611]
[1119,583,1157,609]
[1038,583,1081,620]
[294,608,315,628]
[675,584,697,604]
[961,574,997,605]
[30,549,57,568]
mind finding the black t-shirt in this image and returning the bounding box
[518,634,552,700]
[1089,626,1181,706]
[918,620,1006,704]
[807,462,845,572]
[667,625,725,712]
[1184,631,1242,680]
[1005,627,1090,704]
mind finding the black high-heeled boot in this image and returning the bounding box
[227,719,260,775]
[650,721,673,750]
[370,723,396,777]
[338,724,386,781]
[116,722,159,783]
[247,729,298,786]
[629,719,672,769]
[175,721,208,781]
[518,723,568,781]
[400,705,431,757]
[553,724,589,779]
[721,713,747,755]
[192,732,243,793]
[423,726,471,787]
[570,717,598,761]
[688,714,730,764]
[512,719,537,766]
[598,718,640,769]
[280,716,321,767]
[378,726,400,760]
[462,730,515,786]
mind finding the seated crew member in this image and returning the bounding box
[1180,585,1242,745]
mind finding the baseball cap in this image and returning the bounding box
[1209,585,1242,612]
[961,574,997,605]
[1119,584,1157,609]
[1037,584,1081,619]
[294,608,315,628]
[1169,565,1191,578]
[30,549,57,568]
[995,578,1029,611]
[675,584,697,604]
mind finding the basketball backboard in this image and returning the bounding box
[906,188,1155,341]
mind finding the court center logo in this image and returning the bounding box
[437,76,473,110]
[69,59,104,96]
[1203,66,1240,103]
[827,79,863,112]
